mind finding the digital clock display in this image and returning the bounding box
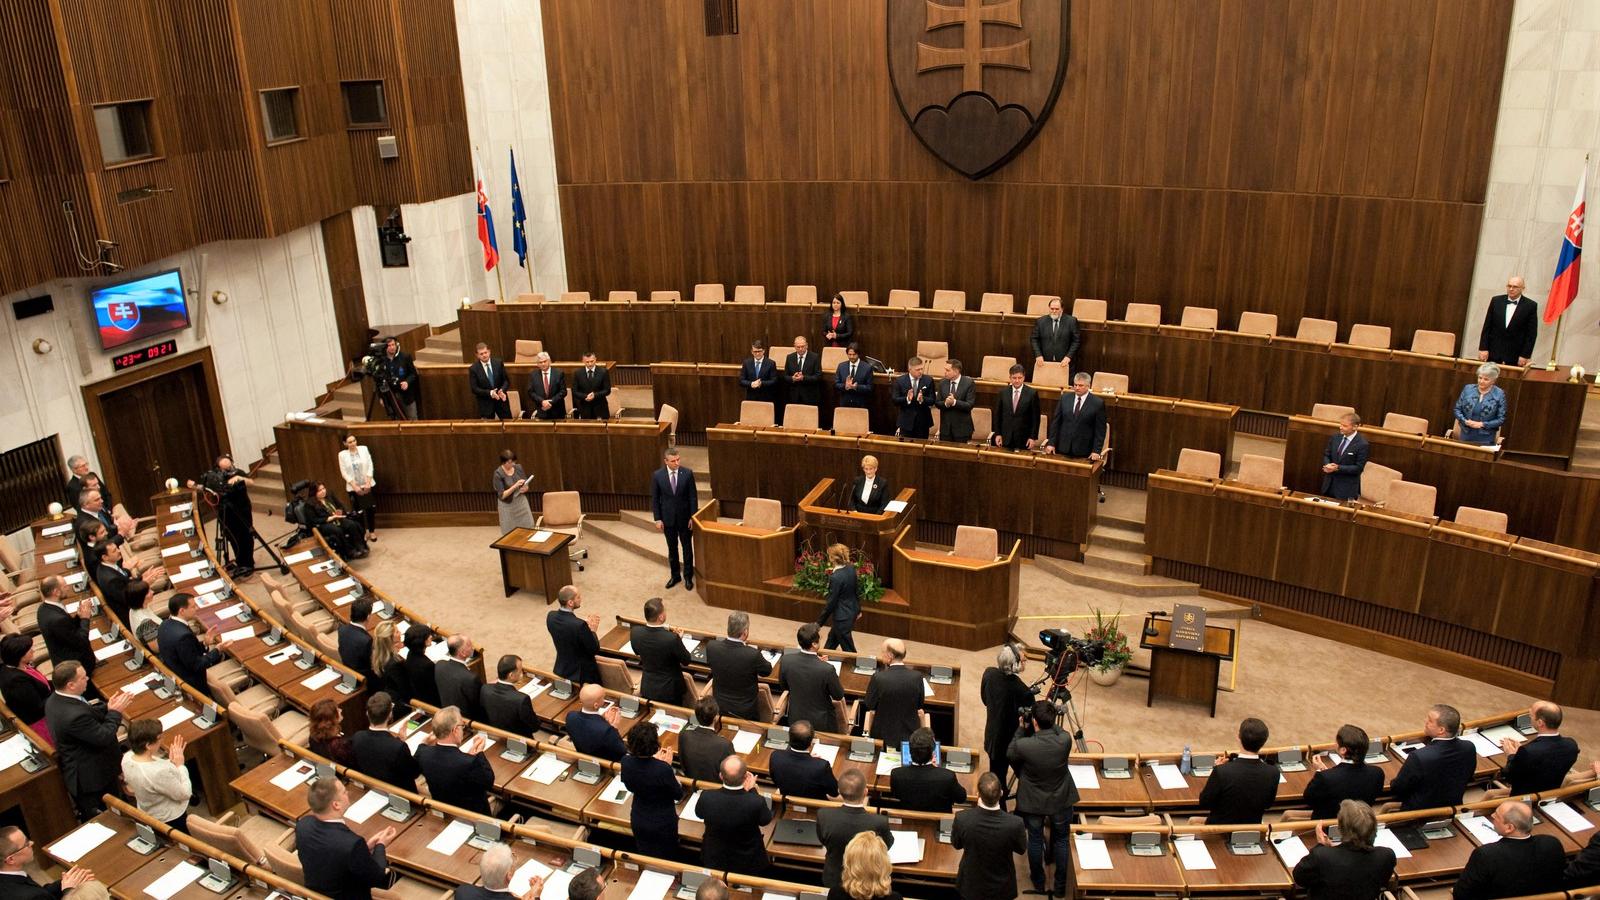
[112,338,179,371]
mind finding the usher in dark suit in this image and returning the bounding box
[468,356,512,419]
[1478,294,1540,365]
[779,651,844,733]
[705,637,771,721]
[993,384,1040,450]
[546,608,601,684]
[1198,755,1279,824]
[783,349,823,408]
[849,476,889,514]
[834,358,874,408]
[1030,314,1080,365]
[953,805,1028,899]
[863,665,924,747]
[891,372,935,439]
[1320,430,1370,500]
[818,565,860,652]
[480,682,538,736]
[650,464,699,584]
[631,622,691,705]
[1500,733,1580,795]
[1391,737,1476,811]
[526,367,568,419]
[1047,391,1107,458]
[768,746,838,799]
[571,363,612,420]
[1302,760,1385,821]
[937,374,976,443]
[1291,842,1397,900]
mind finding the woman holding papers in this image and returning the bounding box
[121,719,192,832]
[493,450,535,533]
[620,722,682,861]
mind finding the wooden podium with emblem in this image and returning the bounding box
[1140,604,1237,717]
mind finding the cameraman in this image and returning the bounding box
[187,454,255,576]
[1008,700,1079,897]
[380,336,420,419]
[981,643,1034,798]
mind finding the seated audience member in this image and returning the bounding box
[435,634,484,720]
[157,594,228,693]
[694,756,773,875]
[768,720,838,800]
[817,770,894,889]
[349,692,421,789]
[678,697,735,784]
[694,879,729,900]
[619,722,682,861]
[887,727,965,813]
[547,585,602,685]
[631,596,691,705]
[1391,704,1476,811]
[305,482,368,558]
[779,624,844,733]
[296,777,397,900]
[1454,363,1507,446]
[402,626,441,707]
[1302,724,1385,820]
[457,842,538,900]
[1319,413,1369,501]
[567,869,605,900]
[1497,701,1579,795]
[566,683,626,762]
[0,634,52,745]
[1198,717,1278,824]
[862,638,926,746]
[480,655,538,736]
[121,719,192,832]
[1454,800,1566,899]
[0,824,105,900]
[338,599,375,680]
[705,611,771,721]
[309,698,355,767]
[414,706,493,815]
[832,832,901,900]
[1290,800,1396,900]
[952,772,1026,900]
[370,622,410,709]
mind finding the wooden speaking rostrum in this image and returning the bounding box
[1140,604,1253,717]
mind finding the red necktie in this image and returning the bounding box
[543,372,550,393]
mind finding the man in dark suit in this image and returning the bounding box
[834,344,874,409]
[891,356,935,439]
[414,706,494,815]
[782,336,822,409]
[992,365,1040,450]
[768,720,838,799]
[849,455,889,514]
[738,341,778,403]
[158,593,229,694]
[566,684,626,761]
[0,825,102,900]
[650,449,699,590]
[936,359,976,443]
[380,336,421,419]
[526,352,568,420]
[1302,724,1386,820]
[468,342,513,419]
[571,352,612,420]
[862,638,927,747]
[1029,296,1080,374]
[679,698,735,783]
[547,585,601,684]
[1567,782,1600,888]
[1008,701,1079,896]
[338,598,375,680]
[36,578,95,678]
[632,597,691,705]
[1198,717,1280,824]
[1391,704,1477,811]
[1478,276,1539,367]
[296,777,398,900]
[778,624,844,733]
[63,453,97,511]
[1498,701,1579,795]
[888,727,965,813]
[74,486,118,542]
[44,661,131,818]
[93,540,149,628]
[480,655,538,737]
[457,843,533,900]
[706,611,771,721]
[1454,800,1566,900]
[816,770,893,889]
[1319,414,1370,501]
[953,773,1027,900]
[1045,373,1108,462]
[350,692,421,789]
[1290,800,1396,900]
[434,634,484,721]
[694,756,773,874]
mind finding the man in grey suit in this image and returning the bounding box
[936,359,976,443]
[1008,700,1079,896]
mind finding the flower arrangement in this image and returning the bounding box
[793,547,885,604]
[1083,607,1133,671]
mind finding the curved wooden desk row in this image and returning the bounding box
[273,419,670,526]
[457,301,1588,459]
[1144,472,1600,706]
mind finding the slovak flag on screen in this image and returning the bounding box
[107,300,140,331]
[475,158,499,272]
[1545,161,1585,325]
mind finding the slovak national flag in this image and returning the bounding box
[1545,162,1585,324]
[475,158,499,272]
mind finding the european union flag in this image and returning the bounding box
[510,148,527,267]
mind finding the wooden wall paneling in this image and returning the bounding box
[320,211,370,366]
[1413,0,1514,202]
[1416,535,1505,633]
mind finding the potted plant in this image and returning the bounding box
[1084,607,1133,685]
[792,546,885,604]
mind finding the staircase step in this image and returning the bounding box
[257,462,282,479]
[1032,555,1198,598]
[618,509,660,534]
[1083,545,1150,576]
[429,328,461,347]
[1088,522,1145,553]
[415,349,459,364]
[585,520,669,567]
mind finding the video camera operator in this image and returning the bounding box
[981,643,1035,799]
[377,337,420,419]
[1008,699,1079,897]
[187,454,255,576]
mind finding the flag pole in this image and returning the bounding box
[495,259,506,304]
[526,257,535,294]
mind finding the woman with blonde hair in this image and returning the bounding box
[816,543,860,652]
[370,620,409,708]
[833,831,901,900]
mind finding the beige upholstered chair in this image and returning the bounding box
[743,498,784,530]
[915,340,948,371]
[558,292,590,303]
[1072,298,1108,323]
[1359,463,1403,505]
[314,629,339,657]
[931,290,967,311]
[1381,413,1430,436]
[970,407,993,444]
[207,665,280,716]
[229,701,309,756]
[649,290,681,303]
[1347,324,1391,349]
[1176,449,1222,479]
[1237,311,1278,337]
[657,405,679,447]
[1180,306,1219,329]
[732,285,765,304]
[980,293,1014,314]
[738,401,775,427]
[291,608,336,643]
[1410,329,1457,356]
[1124,303,1162,325]
[598,657,636,694]
[188,812,292,868]
[832,408,870,436]
[607,290,638,303]
[839,290,869,307]
[786,285,818,305]
[887,289,921,309]
[693,283,725,303]
[820,347,848,370]
[1025,294,1061,316]
[1091,372,1129,395]
[1295,317,1338,343]
[1235,455,1284,491]
[951,526,1000,561]
[1454,506,1509,533]
[263,844,304,884]
[979,356,1017,381]
[513,340,543,363]
[781,404,819,431]
[1310,403,1356,422]
[1386,481,1437,517]
[1031,361,1070,386]
[508,293,545,304]
[536,491,588,572]
[0,538,38,593]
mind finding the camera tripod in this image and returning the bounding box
[365,382,407,421]
[202,490,287,577]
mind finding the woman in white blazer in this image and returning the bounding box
[337,432,377,540]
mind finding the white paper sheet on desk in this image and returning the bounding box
[813,743,842,764]
[1372,827,1413,858]
[681,790,706,822]
[48,822,116,863]
[598,775,632,804]
[922,679,934,698]
[143,860,205,900]
[0,733,32,769]
[93,640,130,661]
[682,635,700,653]
[1173,837,1216,870]
[344,789,389,824]
[120,674,162,696]
[886,831,923,864]
[520,679,551,699]
[41,522,73,537]
[1460,814,1501,845]
[310,560,338,574]
[426,820,475,855]
[158,707,194,731]
[64,572,87,589]
[471,733,499,753]
[169,502,193,514]
[875,750,902,776]
[650,711,687,734]
[1464,732,1502,757]
[732,731,761,754]
[510,859,553,896]
[89,627,104,642]
[761,650,781,666]
[1150,763,1187,790]
[163,523,191,535]
[193,592,220,609]
[538,871,574,900]
[270,761,317,791]
[211,603,244,621]
[1481,724,1524,745]
[302,668,341,690]
[406,729,430,754]
[530,531,553,543]
[332,594,358,607]
[195,578,225,594]
[1541,800,1595,833]
[520,753,571,784]
[1073,834,1113,870]
[264,647,297,666]
[160,543,190,558]
[1272,833,1310,868]
[220,625,257,643]
[325,576,357,593]
[625,869,676,900]
[884,500,908,514]
[760,893,795,900]
[425,641,450,662]
[1068,764,1100,791]
[42,548,77,564]
[178,559,210,574]
[619,641,633,655]
[169,569,201,585]
[283,550,315,565]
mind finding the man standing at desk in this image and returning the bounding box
[1320,413,1369,501]
[571,352,612,420]
[526,352,568,420]
[739,341,778,404]
[468,342,512,420]
[892,356,935,439]
[783,336,822,409]
[1044,373,1106,461]
[937,359,975,443]
[993,365,1039,451]
[650,450,698,591]
[834,344,874,410]
[1030,297,1080,375]
[1478,275,1539,367]
[706,612,771,721]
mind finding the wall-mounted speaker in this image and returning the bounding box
[376,136,398,159]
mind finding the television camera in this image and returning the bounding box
[1019,628,1107,748]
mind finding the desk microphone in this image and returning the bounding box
[1143,610,1163,637]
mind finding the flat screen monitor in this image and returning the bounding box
[92,268,189,350]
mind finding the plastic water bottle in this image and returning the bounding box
[1180,744,1192,776]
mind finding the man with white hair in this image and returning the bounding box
[455,842,542,900]
[527,352,568,420]
[1454,800,1565,899]
[414,706,493,815]
[62,455,105,512]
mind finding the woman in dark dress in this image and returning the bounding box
[822,293,854,348]
[370,621,410,709]
[402,625,441,707]
[304,482,368,558]
[308,698,356,766]
[981,643,1034,795]
[0,634,52,745]
[817,543,860,653]
[619,722,683,861]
